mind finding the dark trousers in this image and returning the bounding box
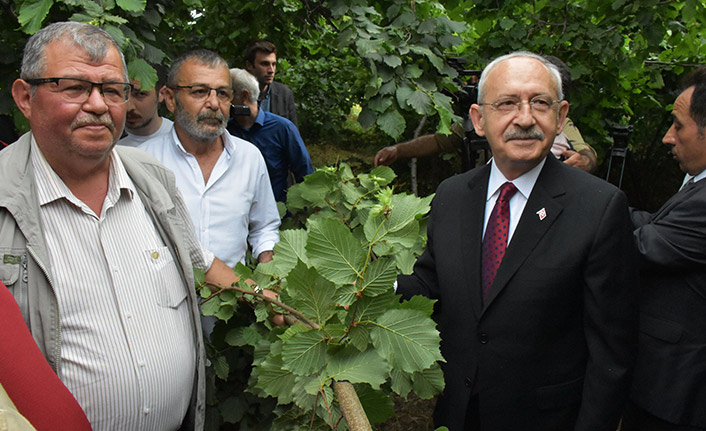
[622,400,705,431]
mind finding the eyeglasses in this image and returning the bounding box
[25,77,132,105]
[479,96,559,114]
[169,85,234,103]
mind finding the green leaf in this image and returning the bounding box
[408,89,433,115]
[256,355,296,404]
[273,229,310,277]
[390,368,413,398]
[284,261,337,324]
[396,85,414,108]
[383,55,402,68]
[356,384,395,424]
[225,324,266,347]
[219,396,245,424]
[116,0,146,13]
[127,58,157,89]
[17,0,53,34]
[360,258,397,297]
[347,324,371,352]
[370,309,444,373]
[412,365,445,399]
[376,108,406,139]
[306,218,366,285]
[399,295,436,318]
[213,354,229,380]
[200,297,221,316]
[103,24,126,48]
[281,329,328,375]
[325,349,389,389]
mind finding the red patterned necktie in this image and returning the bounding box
[482,182,518,300]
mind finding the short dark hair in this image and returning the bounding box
[167,49,228,87]
[244,40,277,65]
[680,66,706,131]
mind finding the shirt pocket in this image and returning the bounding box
[144,247,187,309]
[0,251,29,325]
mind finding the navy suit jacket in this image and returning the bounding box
[630,177,706,427]
[398,155,638,431]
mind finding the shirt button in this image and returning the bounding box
[138,361,145,368]
[126,312,133,319]
[143,407,150,415]
[479,333,489,344]
[464,377,473,388]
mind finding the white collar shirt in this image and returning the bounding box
[139,128,280,266]
[483,158,546,244]
[31,138,199,431]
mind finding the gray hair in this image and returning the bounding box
[167,49,229,87]
[229,68,260,104]
[477,51,563,103]
[20,21,127,82]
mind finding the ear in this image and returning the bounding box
[469,103,486,137]
[157,85,166,103]
[556,100,569,134]
[11,79,33,121]
[163,87,176,113]
[245,61,254,72]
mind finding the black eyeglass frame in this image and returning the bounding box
[168,85,235,103]
[24,77,133,103]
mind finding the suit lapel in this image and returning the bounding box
[460,165,490,320]
[482,157,565,313]
[651,179,704,221]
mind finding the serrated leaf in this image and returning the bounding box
[213,354,229,380]
[200,297,221,316]
[398,295,436,318]
[219,396,245,424]
[396,85,414,108]
[364,193,432,244]
[409,89,433,115]
[360,258,397,297]
[225,324,266,347]
[215,305,234,322]
[272,229,309,276]
[356,384,395,424]
[117,0,145,12]
[390,368,413,398]
[127,58,157,89]
[18,0,53,34]
[347,289,396,325]
[369,165,396,185]
[347,324,370,352]
[306,218,366,285]
[256,355,296,404]
[285,261,337,324]
[370,309,443,373]
[377,108,406,139]
[412,365,445,399]
[383,55,402,68]
[325,349,389,389]
[103,24,126,48]
[281,330,328,375]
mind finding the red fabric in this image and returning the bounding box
[482,182,518,300]
[0,282,92,430]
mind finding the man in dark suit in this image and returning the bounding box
[397,52,638,431]
[622,68,706,431]
[244,40,298,127]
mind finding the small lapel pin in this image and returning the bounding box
[536,208,547,221]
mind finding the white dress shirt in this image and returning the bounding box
[139,128,280,266]
[32,139,209,431]
[483,158,545,244]
[118,118,174,147]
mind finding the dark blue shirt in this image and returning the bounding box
[227,109,313,202]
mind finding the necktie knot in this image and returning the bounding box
[497,182,518,202]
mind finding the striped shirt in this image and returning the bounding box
[31,139,210,431]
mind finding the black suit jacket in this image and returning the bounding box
[398,155,638,431]
[267,81,298,127]
[630,177,706,427]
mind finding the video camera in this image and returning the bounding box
[447,57,488,171]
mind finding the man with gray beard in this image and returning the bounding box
[139,50,280,271]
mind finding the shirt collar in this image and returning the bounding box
[31,135,135,209]
[254,107,266,127]
[487,158,546,201]
[170,127,234,159]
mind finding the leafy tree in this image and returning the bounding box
[196,163,443,429]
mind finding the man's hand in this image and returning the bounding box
[374,146,399,167]
[562,149,597,173]
[262,288,286,325]
[258,250,274,263]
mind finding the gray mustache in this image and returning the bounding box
[71,114,115,132]
[504,128,545,141]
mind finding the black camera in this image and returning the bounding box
[230,104,250,117]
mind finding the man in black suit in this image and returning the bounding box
[397,52,638,431]
[622,68,706,431]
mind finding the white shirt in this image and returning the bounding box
[139,128,280,266]
[31,138,209,431]
[483,158,545,244]
[118,118,173,147]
